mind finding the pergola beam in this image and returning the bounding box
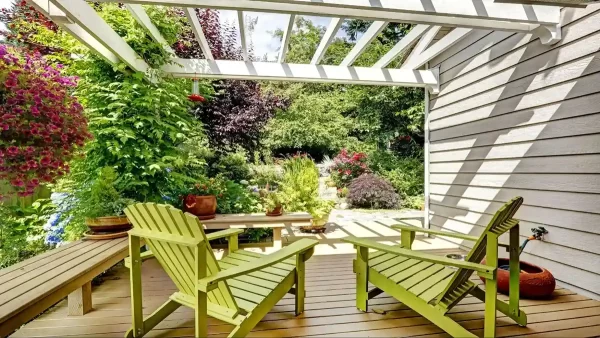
[163,58,439,89]
[50,0,149,73]
[340,21,387,67]
[27,0,120,64]
[402,27,473,70]
[184,8,214,60]
[100,0,560,32]
[311,17,343,65]
[278,14,295,63]
[126,4,174,54]
[238,11,249,61]
[373,25,431,68]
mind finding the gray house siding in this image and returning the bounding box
[427,5,600,299]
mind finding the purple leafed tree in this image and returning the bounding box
[173,9,287,152]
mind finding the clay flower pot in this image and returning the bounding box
[85,216,132,240]
[184,194,217,220]
[85,216,131,232]
[266,204,283,217]
[481,258,556,298]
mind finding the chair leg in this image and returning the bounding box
[356,247,369,312]
[129,235,144,338]
[484,278,498,337]
[195,290,208,338]
[295,253,306,316]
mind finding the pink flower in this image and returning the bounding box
[10,178,24,187]
[7,146,19,156]
[39,156,51,166]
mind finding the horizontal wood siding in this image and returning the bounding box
[428,5,600,299]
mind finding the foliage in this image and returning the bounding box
[368,150,424,206]
[330,149,369,188]
[0,199,55,268]
[193,80,288,152]
[347,173,400,209]
[0,45,91,197]
[403,195,425,210]
[248,164,282,187]
[337,187,349,198]
[263,88,358,158]
[77,167,134,219]
[279,155,329,219]
[208,150,251,182]
[262,189,287,212]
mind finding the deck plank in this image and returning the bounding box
[12,253,600,338]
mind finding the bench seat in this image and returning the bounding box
[0,238,130,336]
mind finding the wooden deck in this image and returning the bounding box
[12,249,600,338]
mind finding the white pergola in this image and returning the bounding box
[27,0,568,94]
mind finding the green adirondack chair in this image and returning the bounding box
[343,196,526,338]
[123,203,318,338]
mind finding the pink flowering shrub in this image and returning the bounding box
[0,45,91,196]
[330,149,369,188]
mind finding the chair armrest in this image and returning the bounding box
[197,238,318,292]
[392,225,511,250]
[392,224,480,241]
[124,250,155,268]
[342,236,494,275]
[206,228,245,241]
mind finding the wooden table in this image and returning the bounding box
[201,212,312,249]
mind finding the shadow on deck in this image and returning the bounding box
[13,249,600,337]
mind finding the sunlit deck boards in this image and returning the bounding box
[13,252,600,337]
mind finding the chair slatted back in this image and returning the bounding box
[436,197,523,305]
[125,203,238,312]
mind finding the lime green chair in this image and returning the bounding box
[124,203,318,338]
[343,197,526,337]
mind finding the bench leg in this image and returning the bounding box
[273,228,282,249]
[68,281,92,316]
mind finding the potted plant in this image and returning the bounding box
[302,200,335,233]
[82,168,134,239]
[184,177,221,220]
[263,190,285,216]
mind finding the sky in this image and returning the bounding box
[0,0,348,61]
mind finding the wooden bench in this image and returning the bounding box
[0,237,130,336]
[202,212,312,249]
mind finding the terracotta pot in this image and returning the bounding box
[266,204,283,217]
[184,194,217,220]
[481,258,556,298]
[85,216,131,233]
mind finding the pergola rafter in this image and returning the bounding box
[29,0,566,92]
[126,4,174,54]
[278,14,295,63]
[311,17,344,65]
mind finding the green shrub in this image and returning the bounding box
[347,174,399,209]
[78,167,134,219]
[0,199,55,268]
[368,150,424,207]
[279,155,322,217]
[209,151,251,182]
[249,164,283,187]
